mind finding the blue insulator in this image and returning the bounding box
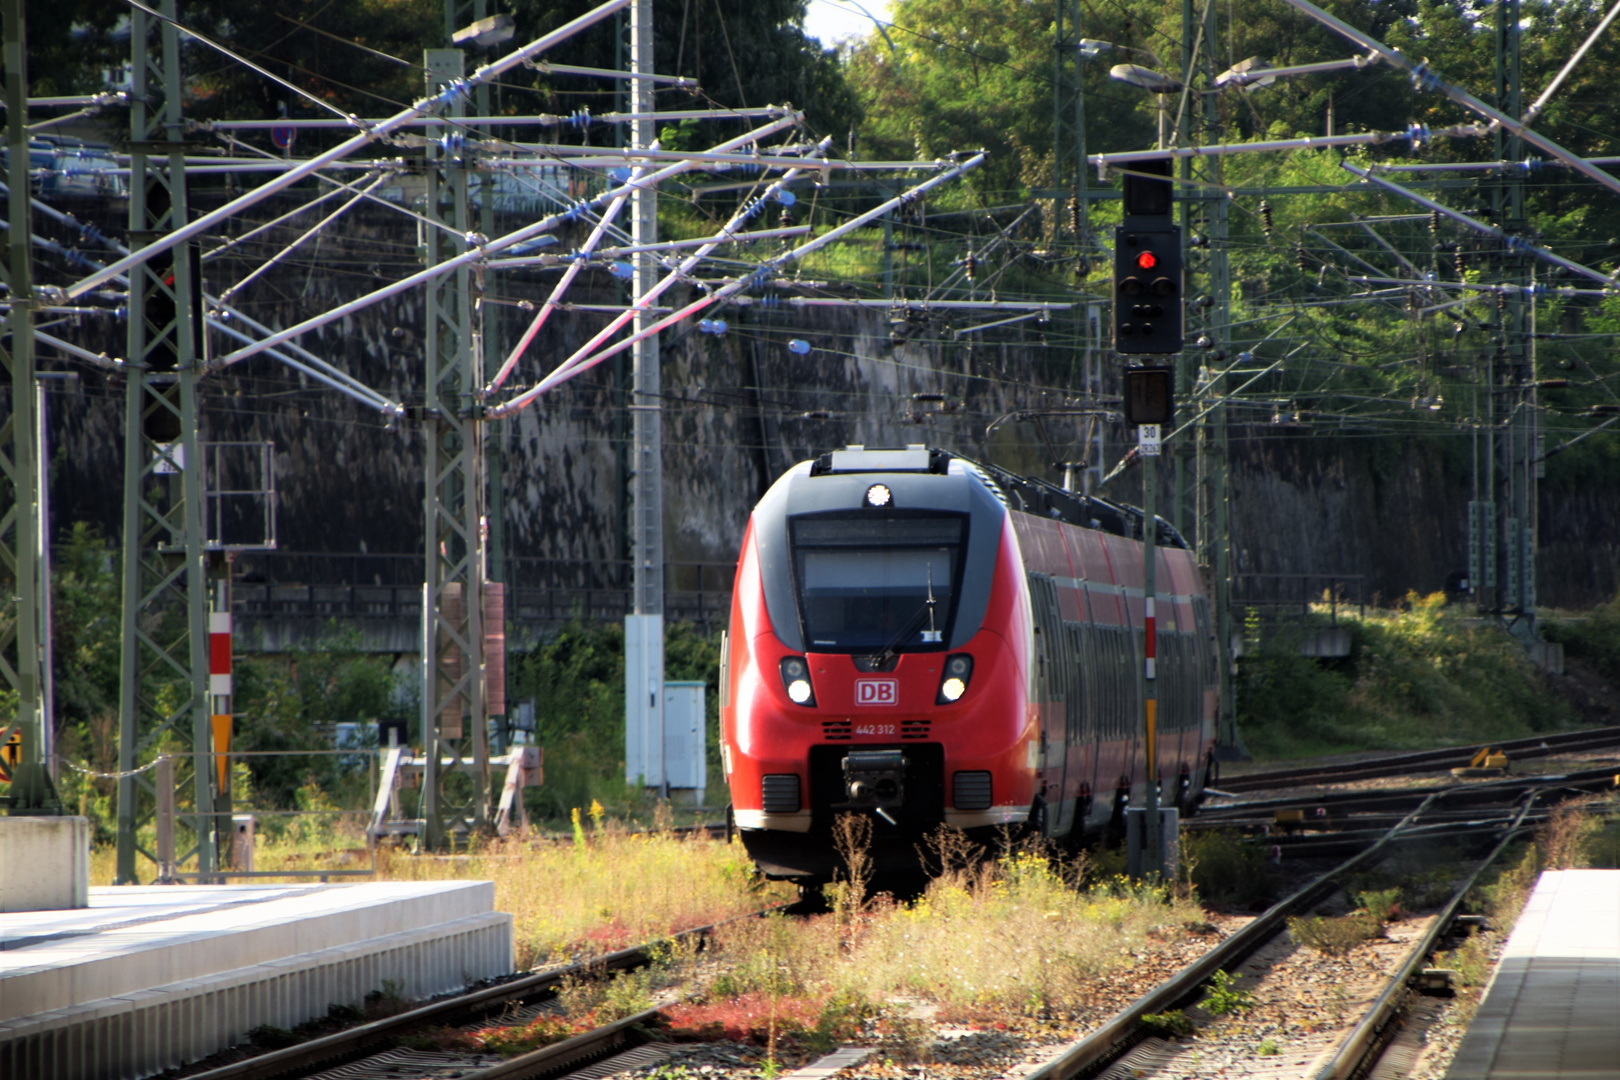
[440,132,465,157]
[787,338,811,355]
[568,109,591,130]
[609,261,635,280]
[1237,351,1254,363]
[1406,122,1430,148]
[1407,62,1442,93]
[699,319,728,335]
[775,190,796,207]
[756,293,779,309]
[113,306,128,321]
[608,167,632,183]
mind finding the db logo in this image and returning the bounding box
[854,678,899,706]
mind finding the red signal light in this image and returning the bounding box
[1135,251,1158,270]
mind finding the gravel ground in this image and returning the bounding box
[627,904,1499,1080]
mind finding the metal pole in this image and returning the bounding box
[0,0,54,815]
[625,0,666,800]
[116,0,213,877]
[1142,448,1161,877]
[422,45,490,847]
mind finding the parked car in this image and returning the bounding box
[38,142,127,200]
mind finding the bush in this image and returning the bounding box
[1545,594,1620,686]
[1182,830,1272,909]
[1287,911,1382,955]
[1239,592,1576,759]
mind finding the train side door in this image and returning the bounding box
[1026,574,1066,827]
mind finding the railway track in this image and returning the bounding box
[177,764,1615,1080]
[1210,724,1620,794]
[1193,763,1620,855]
[182,911,766,1080]
[1024,788,1546,1080]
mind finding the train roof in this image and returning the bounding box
[807,444,1189,551]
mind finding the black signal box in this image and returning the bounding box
[1114,226,1183,354]
[1123,366,1175,427]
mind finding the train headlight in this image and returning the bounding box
[936,653,974,704]
[779,656,816,706]
[865,483,892,507]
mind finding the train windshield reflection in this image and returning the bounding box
[789,513,970,651]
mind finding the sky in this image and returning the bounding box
[800,0,894,46]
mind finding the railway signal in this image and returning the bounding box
[1113,228,1183,353]
[1113,156,1183,354]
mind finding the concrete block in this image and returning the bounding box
[0,818,89,912]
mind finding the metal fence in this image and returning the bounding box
[1231,572,1366,624]
[227,552,735,632]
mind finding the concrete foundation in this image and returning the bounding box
[0,880,512,1080]
[0,817,89,912]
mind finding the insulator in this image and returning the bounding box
[1294,246,1308,271]
[1074,258,1090,279]
[1455,247,1467,275]
[964,251,979,281]
[780,207,793,228]
[1068,196,1081,238]
[787,338,811,355]
[1429,209,1441,234]
[1259,200,1274,238]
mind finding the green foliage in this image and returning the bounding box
[1140,1009,1196,1037]
[1183,830,1272,909]
[1238,593,1575,759]
[510,619,724,822]
[1355,887,1403,924]
[231,625,400,825]
[1201,970,1255,1017]
[1544,595,1620,687]
[1288,911,1382,955]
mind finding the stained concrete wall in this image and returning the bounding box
[32,199,1620,616]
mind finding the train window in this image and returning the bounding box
[789,513,969,652]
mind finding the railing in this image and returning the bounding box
[226,552,736,631]
[1231,572,1366,624]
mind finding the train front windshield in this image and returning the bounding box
[789,514,970,652]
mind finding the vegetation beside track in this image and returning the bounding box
[1237,591,1620,760]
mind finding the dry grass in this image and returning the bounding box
[697,832,1204,1022]
[375,822,788,970]
[90,809,790,972]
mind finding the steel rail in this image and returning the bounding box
[1312,795,1540,1079]
[1022,792,1444,1080]
[1213,725,1620,792]
[477,1007,661,1080]
[182,908,772,1080]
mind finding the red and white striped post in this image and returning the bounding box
[210,582,232,799]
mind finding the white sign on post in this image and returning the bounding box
[1138,424,1162,457]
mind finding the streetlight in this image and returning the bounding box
[452,14,516,49]
[1109,64,1184,149]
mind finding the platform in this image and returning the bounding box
[1444,868,1620,1080]
[0,880,512,1080]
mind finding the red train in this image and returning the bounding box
[720,446,1220,881]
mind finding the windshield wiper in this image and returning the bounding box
[866,565,941,668]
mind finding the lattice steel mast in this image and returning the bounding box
[116,0,214,880]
